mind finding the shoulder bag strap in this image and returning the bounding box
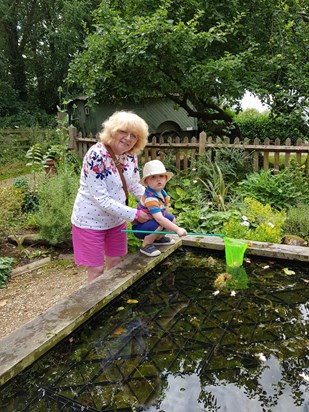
[105,144,129,204]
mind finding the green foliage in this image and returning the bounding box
[236,167,309,210]
[167,175,210,231]
[67,0,309,137]
[127,194,141,253]
[283,204,309,242]
[0,0,97,119]
[25,114,82,174]
[25,143,44,172]
[168,177,204,212]
[0,186,25,236]
[0,127,57,176]
[14,178,39,214]
[13,177,29,191]
[172,207,242,236]
[223,197,286,243]
[165,168,242,234]
[197,163,233,211]
[198,148,253,183]
[0,162,32,181]
[34,168,79,245]
[0,106,56,129]
[235,110,307,142]
[0,257,15,288]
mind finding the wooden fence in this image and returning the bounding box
[69,127,309,175]
[0,128,53,151]
[0,129,30,149]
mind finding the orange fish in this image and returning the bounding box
[127,299,139,304]
[113,327,126,336]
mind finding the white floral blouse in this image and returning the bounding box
[71,142,144,230]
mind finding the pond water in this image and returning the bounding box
[0,247,309,411]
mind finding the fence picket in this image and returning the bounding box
[284,138,291,168]
[70,127,309,175]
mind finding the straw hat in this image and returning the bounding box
[140,160,174,186]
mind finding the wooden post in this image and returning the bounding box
[183,136,189,171]
[273,137,280,173]
[199,131,206,156]
[253,137,260,172]
[263,138,270,170]
[295,138,302,166]
[284,138,291,168]
[191,136,196,170]
[175,135,181,170]
[68,126,77,150]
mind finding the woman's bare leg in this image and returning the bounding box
[87,265,104,282]
[105,255,122,270]
[87,256,123,282]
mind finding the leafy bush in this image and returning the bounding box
[196,149,253,185]
[127,194,141,253]
[235,110,308,143]
[236,167,309,210]
[167,175,210,231]
[0,257,15,288]
[197,163,233,211]
[0,186,25,236]
[0,104,55,128]
[25,143,44,172]
[14,177,39,214]
[0,127,57,172]
[283,204,309,242]
[34,168,79,244]
[223,197,286,243]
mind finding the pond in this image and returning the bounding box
[0,247,308,411]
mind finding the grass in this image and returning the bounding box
[268,153,308,167]
[0,161,32,181]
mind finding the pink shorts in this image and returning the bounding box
[72,223,127,267]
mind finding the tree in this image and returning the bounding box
[67,0,309,137]
[0,0,100,116]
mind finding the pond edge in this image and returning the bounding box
[0,237,308,387]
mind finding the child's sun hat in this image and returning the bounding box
[140,160,174,186]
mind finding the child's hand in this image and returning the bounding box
[176,227,187,237]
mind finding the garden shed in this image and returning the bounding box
[67,96,198,138]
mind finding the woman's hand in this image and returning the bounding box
[136,210,151,223]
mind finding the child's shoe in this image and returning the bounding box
[140,244,161,257]
[153,236,176,245]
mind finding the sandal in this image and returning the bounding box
[140,244,161,257]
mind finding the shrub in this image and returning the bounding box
[34,168,79,245]
[0,186,25,236]
[127,194,141,253]
[283,204,309,242]
[0,257,15,288]
[235,110,308,143]
[197,163,233,211]
[196,149,251,186]
[236,168,309,210]
[14,177,39,214]
[223,197,286,243]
